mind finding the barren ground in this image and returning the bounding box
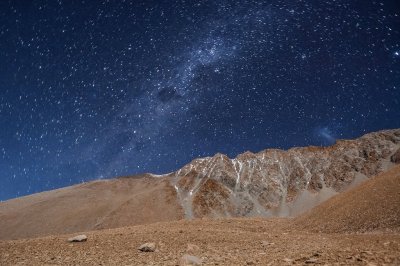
[0,218,399,265]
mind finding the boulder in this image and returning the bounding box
[138,242,156,252]
[67,234,87,242]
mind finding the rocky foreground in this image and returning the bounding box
[0,218,399,265]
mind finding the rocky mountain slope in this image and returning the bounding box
[170,129,400,218]
[0,128,399,240]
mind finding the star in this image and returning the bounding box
[0,0,399,200]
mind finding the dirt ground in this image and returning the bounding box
[1,218,399,265]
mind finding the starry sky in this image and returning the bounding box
[1,0,399,201]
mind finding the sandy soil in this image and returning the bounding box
[0,218,399,265]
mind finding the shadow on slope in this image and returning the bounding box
[294,165,400,233]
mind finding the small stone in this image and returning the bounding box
[283,258,293,263]
[261,240,274,247]
[138,242,156,252]
[180,254,202,265]
[67,234,87,242]
[305,258,318,264]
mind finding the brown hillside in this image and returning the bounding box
[0,175,183,240]
[294,165,400,233]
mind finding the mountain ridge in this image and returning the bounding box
[0,128,399,240]
[168,128,400,218]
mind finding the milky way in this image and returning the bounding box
[0,0,399,200]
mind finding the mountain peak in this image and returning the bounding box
[170,128,400,218]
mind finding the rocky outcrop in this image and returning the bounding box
[391,148,400,164]
[169,129,400,218]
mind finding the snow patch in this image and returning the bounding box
[232,159,243,187]
[150,173,171,178]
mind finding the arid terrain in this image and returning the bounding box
[0,167,399,265]
[1,217,399,265]
[0,130,399,265]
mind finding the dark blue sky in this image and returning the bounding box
[1,0,399,200]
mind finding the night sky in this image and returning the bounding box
[1,1,399,201]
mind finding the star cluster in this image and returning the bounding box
[0,0,399,200]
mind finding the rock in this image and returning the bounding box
[67,234,87,242]
[180,254,202,265]
[283,258,293,263]
[305,258,318,264]
[261,240,274,247]
[391,148,400,163]
[138,242,156,252]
